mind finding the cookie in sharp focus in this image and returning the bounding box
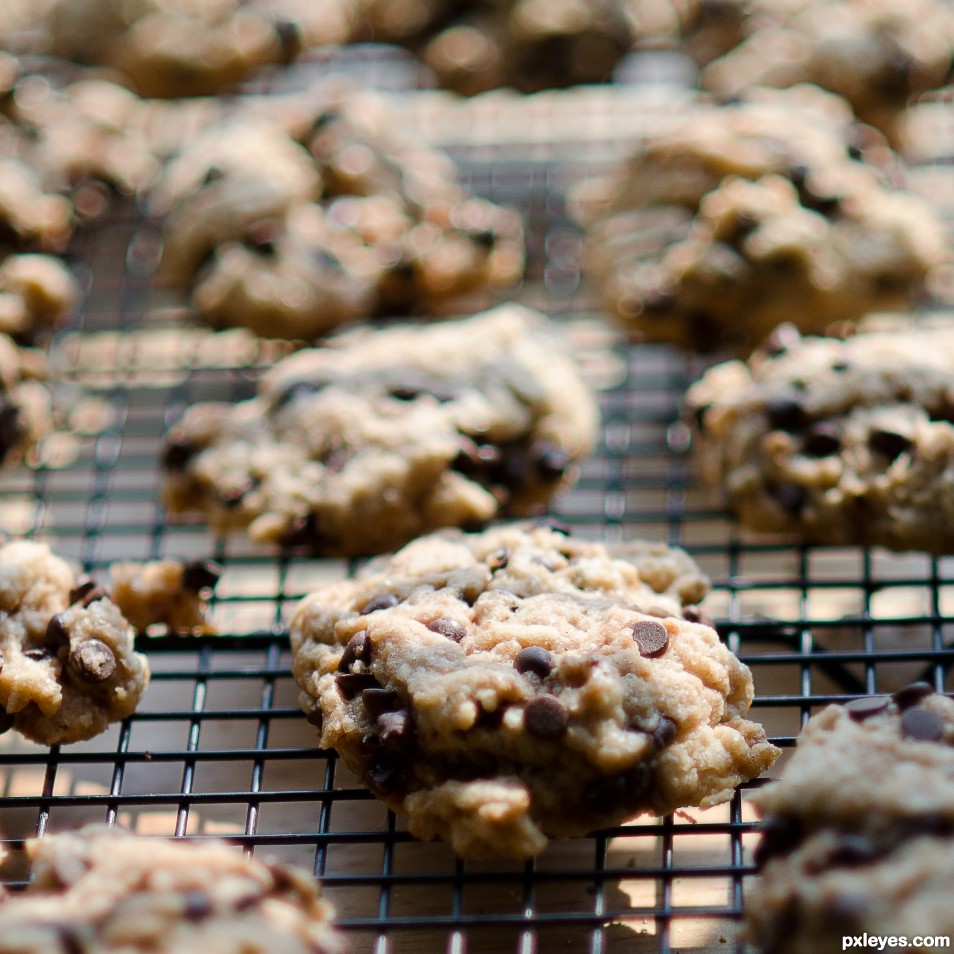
[290,522,779,859]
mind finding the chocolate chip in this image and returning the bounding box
[69,639,116,682]
[846,143,864,161]
[583,763,653,814]
[23,646,51,661]
[524,696,569,739]
[536,517,572,535]
[362,687,401,718]
[681,605,715,629]
[44,613,70,649]
[273,18,302,61]
[377,710,413,748]
[201,165,224,187]
[828,835,879,868]
[869,429,911,461]
[754,815,803,868]
[0,398,21,461]
[803,423,841,457]
[831,361,851,373]
[56,925,84,954]
[162,438,195,471]
[183,890,212,920]
[471,228,497,248]
[77,586,108,608]
[68,577,96,605]
[336,672,379,699]
[766,397,806,432]
[306,704,323,729]
[180,559,221,592]
[632,620,669,657]
[475,702,506,728]
[359,593,399,614]
[652,716,678,748]
[772,482,807,514]
[844,695,889,721]
[901,706,945,742]
[365,752,407,795]
[892,681,935,710]
[338,631,371,672]
[515,646,552,678]
[426,617,467,642]
[487,548,510,571]
[533,443,570,480]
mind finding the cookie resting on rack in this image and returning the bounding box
[571,86,944,353]
[161,305,598,557]
[0,541,150,746]
[744,687,954,954]
[0,826,345,954]
[686,324,954,553]
[0,332,53,469]
[290,523,779,859]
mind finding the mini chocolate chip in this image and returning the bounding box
[68,577,96,605]
[803,423,841,457]
[44,613,70,649]
[533,443,570,480]
[273,18,302,60]
[869,429,911,461]
[365,752,407,795]
[181,559,221,592]
[583,763,653,814]
[23,646,51,661]
[78,586,108,608]
[901,705,945,742]
[338,631,371,672]
[487,548,509,571]
[377,710,413,747]
[162,438,195,471]
[362,687,401,718]
[831,361,851,373]
[632,620,669,657]
[754,815,803,868]
[336,672,380,699]
[360,593,399,614]
[183,889,212,920]
[844,695,889,721]
[681,605,715,629]
[766,397,806,432]
[772,482,807,514]
[828,835,879,868]
[652,716,678,748]
[892,681,935,710]
[69,639,116,682]
[515,646,552,678]
[426,617,467,642]
[524,696,569,740]
[846,143,864,161]
[306,704,323,729]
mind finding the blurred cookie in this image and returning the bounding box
[0,332,53,468]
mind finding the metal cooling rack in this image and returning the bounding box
[2,49,954,954]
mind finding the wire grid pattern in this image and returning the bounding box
[1,52,954,953]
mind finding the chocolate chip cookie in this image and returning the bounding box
[686,324,954,552]
[162,305,598,556]
[154,82,524,340]
[0,826,345,954]
[744,687,954,953]
[291,522,779,859]
[109,559,221,636]
[0,332,53,469]
[0,541,150,746]
[0,254,78,340]
[572,86,944,352]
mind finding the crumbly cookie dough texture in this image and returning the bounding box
[162,305,598,557]
[0,826,346,954]
[0,333,53,469]
[291,523,779,859]
[744,688,954,954]
[572,86,945,353]
[681,0,954,144]
[686,324,954,553]
[0,541,150,746]
[152,82,524,340]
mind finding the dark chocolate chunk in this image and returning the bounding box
[475,702,506,728]
[183,890,213,920]
[181,559,221,593]
[652,716,678,748]
[766,397,806,432]
[69,639,116,682]
[362,687,400,718]
[68,577,97,605]
[533,443,570,480]
[336,672,379,700]
[753,815,803,868]
[338,631,371,672]
[162,438,195,471]
[892,681,935,710]
[426,617,467,642]
[365,752,407,795]
[44,613,70,649]
[524,696,569,740]
[471,228,497,248]
[901,705,945,742]
[869,429,911,461]
[0,398,21,460]
[487,547,510,571]
[23,646,51,661]
[844,695,889,721]
[377,710,413,748]
[772,482,807,514]
[514,646,552,678]
[273,18,302,61]
[803,423,841,457]
[632,620,669,657]
[360,593,400,615]
[583,763,653,814]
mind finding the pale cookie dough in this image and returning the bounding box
[162,305,598,556]
[0,158,73,253]
[109,559,221,636]
[572,86,945,353]
[0,541,150,746]
[291,522,778,859]
[690,0,954,144]
[744,687,954,954]
[153,82,524,339]
[686,324,954,553]
[0,826,345,954]
[0,255,78,340]
[0,332,54,469]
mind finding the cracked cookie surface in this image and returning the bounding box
[744,688,954,954]
[0,541,150,745]
[162,305,598,557]
[291,523,778,859]
[0,826,345,954]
